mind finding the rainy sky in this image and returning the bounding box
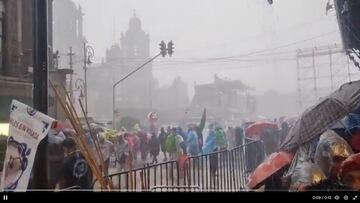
[72,0,342,96]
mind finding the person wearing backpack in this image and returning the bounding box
[58,137,93,190]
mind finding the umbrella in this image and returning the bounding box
[55,120,73,130]
[247,151,294,189]
[103,128,118,139]
[281,80,360,151]
[245,121,278,138]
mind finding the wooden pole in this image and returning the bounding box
[78,99,115,189]
[49,81,109,190]
[61,85,115,190]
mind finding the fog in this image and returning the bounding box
[72,0,341,95]
[57,0,360,120]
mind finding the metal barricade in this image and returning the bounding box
[92,160,180,192]
[92,140,265,192]
[181,140,265,192]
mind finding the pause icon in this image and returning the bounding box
[3,194,7,200]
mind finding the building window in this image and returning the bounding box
[0,0,4,71]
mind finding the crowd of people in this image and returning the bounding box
[48,112,360,192]
[48,116,292,189]
[105,123,254,172]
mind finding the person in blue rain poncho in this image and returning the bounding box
[202,123,223,175]
[203,126,217,155]
[187,127,200,156]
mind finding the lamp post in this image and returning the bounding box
[112,53,161,129]
[112,41,174,129]
[83,43,94,116]
[75,78,85,102]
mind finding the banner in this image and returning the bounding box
[1,100,54,191]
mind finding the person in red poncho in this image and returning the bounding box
[338,153,360,191]
[125,132,140,161]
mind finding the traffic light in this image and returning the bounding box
[160,41,167,57]
[168,41,174,57]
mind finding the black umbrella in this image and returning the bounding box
[281,80,360,151]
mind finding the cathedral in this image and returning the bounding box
[109,13,153,109]
[88,14,189,126]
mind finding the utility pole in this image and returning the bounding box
[31,0,49,189]
[67,46,75,101]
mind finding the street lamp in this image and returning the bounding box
[83,43,95,116]
[112,41,174,129]
[75,78,85,101]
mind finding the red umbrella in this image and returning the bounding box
[247,151,294,189]
[246,121,279,138]
[55,121,73,130]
